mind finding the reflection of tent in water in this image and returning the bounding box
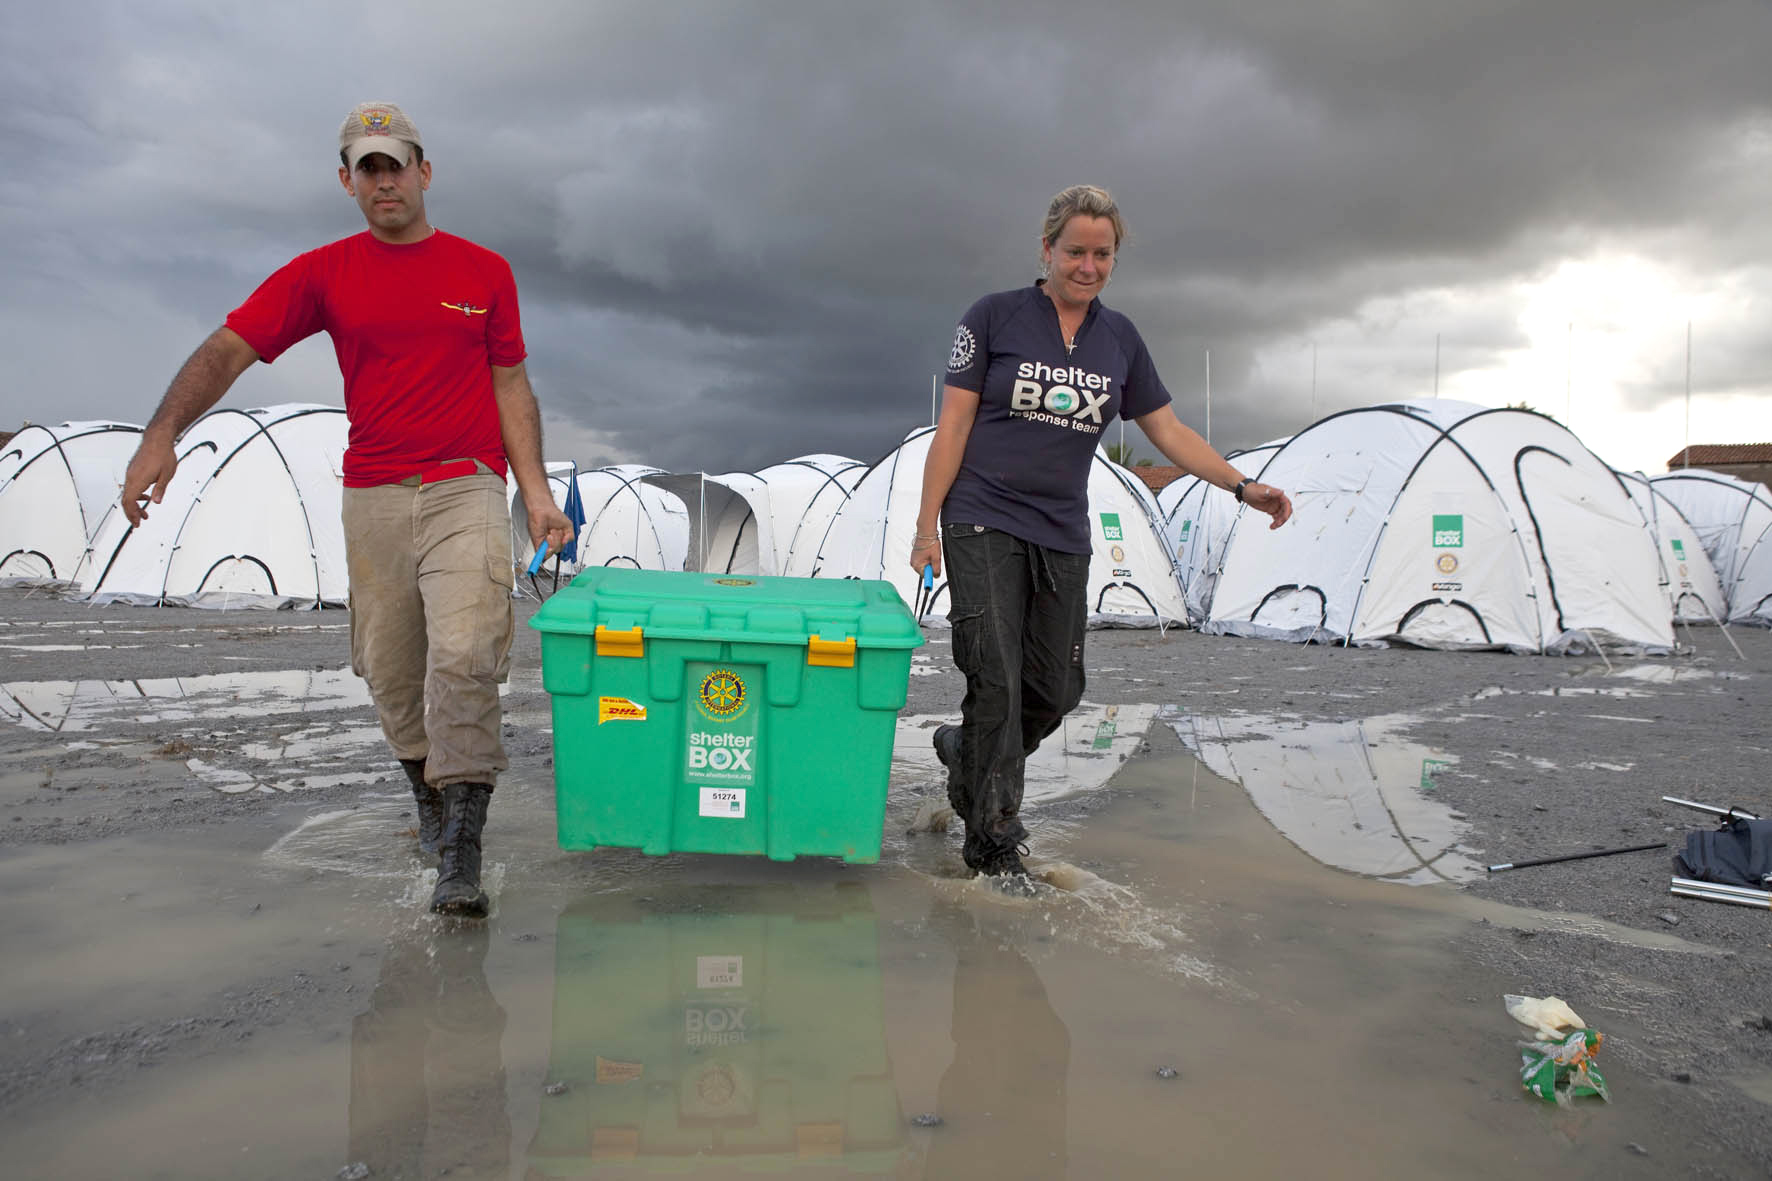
[0,668,370,734]
[77,404,348,608]
[1164,710,1481,884]
[530,884,903,1173]
[0,420,142,587]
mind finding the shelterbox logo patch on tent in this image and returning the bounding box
[1432,515,1464,547]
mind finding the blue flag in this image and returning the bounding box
[559,471,585,563]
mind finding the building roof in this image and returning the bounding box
[1125,464,1187,492]
[1665,443,1772,467]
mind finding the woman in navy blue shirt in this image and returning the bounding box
[912,185,1291,882]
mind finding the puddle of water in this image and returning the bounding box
[1736,1069,1772,1107]
[0,669,375,733]
[1,667,550,796]
[893,703,1160,811]
[0,643,151,652]
[1,710,1758,1178]
[1160,708,1482,884]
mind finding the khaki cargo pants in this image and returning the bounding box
[343,467,514,788]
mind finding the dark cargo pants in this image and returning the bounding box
[942,523,1089,852]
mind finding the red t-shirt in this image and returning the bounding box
[226,230,526,487]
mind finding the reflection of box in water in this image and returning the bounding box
[528,885,903,1175]
[529,570,924,863]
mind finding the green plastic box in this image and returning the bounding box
[529,569,924,863]
[526,884,903,1175]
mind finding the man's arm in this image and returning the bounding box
[1136,407,1293,529]
[120,327,260,526]
[491,362,574,553]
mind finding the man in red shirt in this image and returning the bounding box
[120,102,572,917]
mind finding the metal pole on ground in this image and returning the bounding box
[1486,842,1666,873]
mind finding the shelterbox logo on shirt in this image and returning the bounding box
[1010,361,1113,433]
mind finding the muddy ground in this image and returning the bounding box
[1,585,1768,1178]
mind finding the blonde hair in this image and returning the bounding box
[1041,185,1126,248]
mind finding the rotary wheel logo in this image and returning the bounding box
[947,325,976,372]
[696,1063,737,1108]
[699,669,746,718]
[1436,552,1459,574]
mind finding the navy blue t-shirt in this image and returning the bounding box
[941,284,1172,553]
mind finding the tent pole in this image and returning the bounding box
[1683,321,1692,468]
[1693,596,1746,661]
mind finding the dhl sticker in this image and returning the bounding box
[598,696,648,724]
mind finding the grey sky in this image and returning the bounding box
[3,1,1768,474]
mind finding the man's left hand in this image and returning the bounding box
[529,503,575,555]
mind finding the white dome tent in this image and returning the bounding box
[769,455,868,579]
[77,405,347,609]
[642,471,777,575]
[543,464,689,573]
[1156,440,1286,624]
[1202,400,1672,653]
[0,421,142,587]
[1649,470,1772,627]
[808,427,1188,629]
[1615,470,1730,627]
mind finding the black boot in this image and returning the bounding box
[964,827,1035,894]
[431,783,493,917]
[933,724,965,812]
[400,759,443,856]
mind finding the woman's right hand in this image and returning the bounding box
[909,533,942,579]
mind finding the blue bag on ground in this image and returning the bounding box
[1674,818,1772,888]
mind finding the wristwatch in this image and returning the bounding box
[1233,478,1251,504]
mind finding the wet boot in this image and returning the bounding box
[400,759,443,856]
[965,828,1036,895]
[431,782,493,918]
[933,724,965,812]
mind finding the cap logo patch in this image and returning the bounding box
[359,110,394,136]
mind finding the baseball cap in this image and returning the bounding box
[339,102,423,170]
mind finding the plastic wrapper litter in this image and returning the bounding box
[1518,1027,1609,1106]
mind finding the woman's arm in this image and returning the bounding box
[1135,407,1293,529]
[910,385,982,576]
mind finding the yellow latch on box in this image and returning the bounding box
[806,634,856,668]
[595,625,644,659]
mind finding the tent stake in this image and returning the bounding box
[1486,841,1666,873]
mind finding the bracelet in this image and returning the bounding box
[1233,478,1251,504]
[911,533,940,544]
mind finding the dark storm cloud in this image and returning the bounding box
[2,1,1767,470]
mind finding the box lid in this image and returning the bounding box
[528,569,925,650]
